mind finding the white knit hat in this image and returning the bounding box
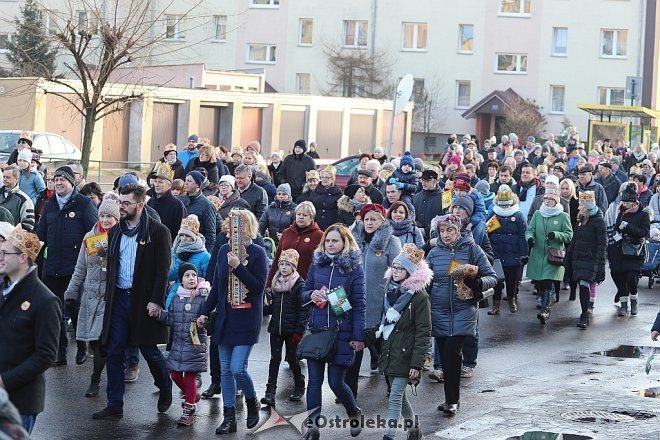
[219,175,235,189]
[17,149,33,163]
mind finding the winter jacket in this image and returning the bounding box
[378,264,432,378]
[268,163,284,187]
[577,178,608,214]
[488,209,528,266]
[147,190,187,243]
[216,160,230,178]
[391,218,424,247]
[595,173,622,206]
[63,225,109,341]
[254,173,277,205]
[0,186,35,231]
[185,158,219,183]
[364,184,384,205]
[160,290,208,373]
[178,192,216,252]
[413,188,443,238]
[268,276,308,336]
[302,250,366,366]
[608,206,651,273]
[391,169,419,196]
[427,232,497,337]
[238,182,268,220]
[352,221,402,328]
[278,153,317,203]
[525,209,573,281]
[37,190,99,277]
[201,243,267,346]
[18,169,45,205]
[452,190,486,228]
[201,180,219,198]
[267,222,324,287]
[308,183,343,231]
[336,195,365,227]
[178,149,199,169]
[218,189,251,220]
[259,200,297,243]
[565,209,607,282]
[638,189,653,208]
[165,250,211,309]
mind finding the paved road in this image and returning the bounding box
[33,276,660,440]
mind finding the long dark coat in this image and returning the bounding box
[565,210,607,282]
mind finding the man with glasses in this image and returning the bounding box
[179,134,199,169]
[0,225,61,434]
[146,163,187,243]
[0,166,35,231]
[36,166,98,367]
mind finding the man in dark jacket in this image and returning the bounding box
[413,169,443,238]
[179,171,216,253]
[0,226,60,434]
[36,166,98,366]
[146,163,187,242]
[576,166,608,213]
[278,139,316,203]
[93,184,172,420]
[356,168,384,204]
[595,162,621,206]
[235,165,268,220]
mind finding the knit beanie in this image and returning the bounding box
[17,149,33,163]
[392,243,425,276]
[277,183,292,199]
[399,151,414,168]
[98,192,120,220]
[621,186,638,203]
[578,191,596,210]
[54,166,76,186]
[436,214,462,232]
[544,174,559,189]
[344,184,361,199]
[474,180,491,196]
[543,188,561,204]
[294,139,307,153]
[452,195,474,217]
[0,222,14,239]
[219,175,235,189]
[178,262,197,282]
[448,154,462,167]
[497,184,514,207]
[359,203,386,220]
[187,171,204,188]
[453,173,471,193]
[279,248,299,268]
[118,173,138,188]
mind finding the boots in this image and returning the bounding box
[569,286,576,301]
[246,397,261,429]
[618,300,628,316]
[537,308,551,324]
[290,375,306,401]
[177,403,196,426]
[588,300,595,314]
[348,407,362,437]
[261,383,276,407]
[85,376,101,397]
[299,427,320,440]
[201,382,221,398]
[487,300,500,315]
[215,407,237,434]
[76,341,88,365]
[630,298,638,315]
[577,313,589,329]
[407,427,425,440]
[508,297,517,313]
[536,290,551,324]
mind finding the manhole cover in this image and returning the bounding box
[561,410,635,423]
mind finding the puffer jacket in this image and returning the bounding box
[160,289,208,373]
[566,209,607,282]
[391,218,424,247]
[63,225,109,341]
[427,232,497,337]
[165,249,211,309]
[268,276,308,336]
[302,249,366,367]
[391,169,419,196]
[608,206,651,272]
[488,206,528,267]
[259,199,297,243]
[413,187,443,238]
[18,168,45,205]
[179,192,216,252]
[308,183,342,231]
[352,221,402,328]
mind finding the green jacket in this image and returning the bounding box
[525,209,573,281]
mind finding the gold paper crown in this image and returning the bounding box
[579,191,595,203]
[399,243,424,265]
[323,165,337,177]
[19,131,33,141]
[306,169,319,181]
[152,161,174,182]
[179,214,200,236]
[7,224,43,261]
[279,249,300,268]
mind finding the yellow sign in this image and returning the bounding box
[486,216,501,233]
[449,260,462,275]
[442,191,453,210]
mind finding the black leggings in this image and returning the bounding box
[267,333,303,386]
[493,265,522,301]
[89,341,107,383]
[611,271,639,301]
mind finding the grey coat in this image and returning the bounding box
[160,290,208,373]
[427,232,497,337]
[352,220,402,328]
[64,225,107,342]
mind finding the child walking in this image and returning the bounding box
[158,263,210,426]
[261,249,309,407]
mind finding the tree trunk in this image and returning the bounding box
[80,109,97,178]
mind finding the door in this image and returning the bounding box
[151,103,178,162]
[102,105,130,162]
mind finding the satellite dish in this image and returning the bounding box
[394,74,414,116]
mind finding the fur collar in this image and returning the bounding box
[337,195,372,214]
[383,259,433,294]
[312,248,362,272]
[352,220,394,252]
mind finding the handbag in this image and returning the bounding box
[547,248,565,266]
[296,305,339,362]
[621,236,645,258]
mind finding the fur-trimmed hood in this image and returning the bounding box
[352,219,394,252]
[312,248,362,272]
[383,259,433,294]
[337,195,371,214]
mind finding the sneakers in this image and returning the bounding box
[92,406,123,419]
[422,354,432,371]
[460,366,475,378]
[124,366,139,383]
[428,370,444,382]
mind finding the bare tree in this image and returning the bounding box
[501,96,547,140]
[412,75,447,137]
[323,42,393,99]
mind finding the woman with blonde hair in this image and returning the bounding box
[308,165,342,230]
[186,145,219,183]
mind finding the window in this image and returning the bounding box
[165,15,185,40]
[250,0,279,7]
[343,20,368,48]
[247,44,276,63]
[601,29,627,57]
[496,53,528,73]
[296,73,311,94]
[402,22,427,51]
[552,27,567,56]
[458,24,473,53]
[40,9,58,34]
[499,0,531,15]
[456,81,471,108]
[412,78,425,104]
[299,18,313,46]
[0,34,13,54]
[550,85,565,113]
[598,87,625,105]
[213,15,227,41]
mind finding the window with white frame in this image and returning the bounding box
[213,15,227,41]
[299,18,313,46]
[499,0,531,15]
[496,53,527,73]
[0,34,13,54]
[250,0,279,8]
[165,15,185,40]
[296,73,311,94]
[552,27,567,56]
[343,20,368,48]
[598,87,625,105]
[402,22,427,51]
[456,81,471,108]
[459,24,473,53]
[247,44,276,63]
[601,29,627,57]
[550,85,565,113]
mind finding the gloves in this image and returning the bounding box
[290,333,302,345]
[395,182,405,190]
[527,237,535,250]
[65,299,77,318]
[388,177,399,185]
[520,256,529,266]
[547,232,556,241]
[463,277,482,292]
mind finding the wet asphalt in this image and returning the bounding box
[33,276,660,440]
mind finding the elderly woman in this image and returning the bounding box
[337,184,370,227]
[309,165,342,230]
[186,145,219,183]
[198,210,267,435]
[217,176,250,220]
[388,201,424,247]
[258,183,297,245]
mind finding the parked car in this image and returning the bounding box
[0,130,82,164]
[328,154,360,189]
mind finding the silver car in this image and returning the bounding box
[0,130,82,164]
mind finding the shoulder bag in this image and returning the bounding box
[296,305,339,362]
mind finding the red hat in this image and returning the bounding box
[448,154,462,167]
[453,173,471,192]
[359,203,387,220]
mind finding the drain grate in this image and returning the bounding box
[561,410,635,423]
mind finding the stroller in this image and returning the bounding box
[641,239,660,288]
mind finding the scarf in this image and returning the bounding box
[539,203,563,218]
[272,270,301,293]
[177,278,209,299]
[492,204,520,217]
[172,234,206,259]
[392,217,414,237]
[517,179,538,202]
[376,279,414,341]
[110,208,150,259]
[637,184,648,195]
[620,203,640,215]
[633,150,646,161]
[96,221,109,234]
[348,198,367,211]
[56,190,74,210]
[578,206,600,225]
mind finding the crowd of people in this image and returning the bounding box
[1,128,660,440]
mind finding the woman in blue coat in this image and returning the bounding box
[299,223,366,440]
[427,214,497,416]
[198,209,267,435]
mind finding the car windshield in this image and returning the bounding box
[0,133,18,155]
[335,157,359,176]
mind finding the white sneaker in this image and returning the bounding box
[460,366,475,378]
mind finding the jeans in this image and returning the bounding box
[385,376,414,438]
[105,288,171,409]
[43,275,72,358]
[436,336,465,405]
[219,344,256,407]
[20,414,36,434]
[267,333,303,386]
[306,359,358,427]
[125,346,140,368]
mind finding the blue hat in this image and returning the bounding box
[118,173,138,188]
[187,171,204,188]
[400,151,414,168]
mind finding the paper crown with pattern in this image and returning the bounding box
[178,214,200,237]
[306,169,320,181]
[399,243,424,265]
[579,191,595,204]
[279,249,300,268]
[7,224,43,261]
[152,161,174,182]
